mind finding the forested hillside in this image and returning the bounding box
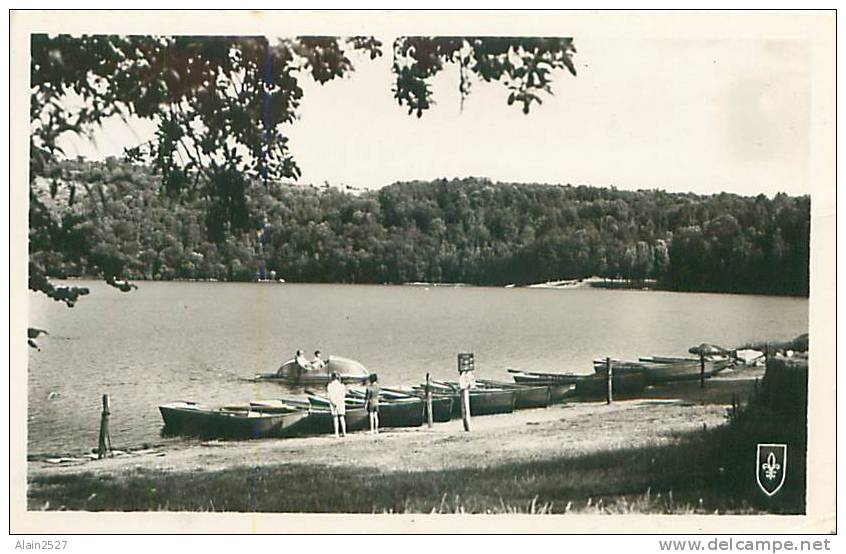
[31,159,810,296]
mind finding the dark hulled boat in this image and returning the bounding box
[345,391,427,428]
[573,372,648,397]
[159,401,311,440]
[637,356,733,382]
[507,368,590,386]
[507,371,581,403]
[477,380,551,409]
[303,405,370,434]
[383,387,454,422]
[422,382,516,417]
[594,357,732,385]
[307,393,424,429]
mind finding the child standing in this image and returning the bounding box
[364,373,380,435]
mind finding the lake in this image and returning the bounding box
[27,281,808,456]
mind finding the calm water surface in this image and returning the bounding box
[28,281,808,456]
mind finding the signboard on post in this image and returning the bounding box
[458,352,475,373]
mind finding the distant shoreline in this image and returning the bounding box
[47,275,808,298]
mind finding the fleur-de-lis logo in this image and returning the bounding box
[762,452,780,480]
[756,444,787,496]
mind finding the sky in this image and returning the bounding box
[58,35,813,197]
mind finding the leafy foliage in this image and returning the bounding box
[29,34,578,306]
[392,37,576,115]
[36,159,810,296]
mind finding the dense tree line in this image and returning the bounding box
[29,35,577,307]
[32,158,810,296]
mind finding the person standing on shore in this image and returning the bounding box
[364,373,380,435]
[458,367,475,432]
[326,372,347,438]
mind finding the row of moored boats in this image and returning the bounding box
[159,353,733,441]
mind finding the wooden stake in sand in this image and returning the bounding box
[606,357,613,404]
[425,373,434,429]
[460,387,471,432]
[98,394,112,459]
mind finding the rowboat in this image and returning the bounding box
[507,368,590,385]
[255,356,370,386]
[591,359,646,376]
[306,392,424,429]
[159,401,311,439]
[383,387,454,422]
[544,383,576,403]
[637,356,732,383]
[303,395,370,433]
[248,398,310,413]
[593,357,732,384]
[638,356,699,364]
[477,380,550,409]
[421,381,516,416]
[573,372,648,397]
[244,397,370,435]
[344,389,426,428]
[506,371,581,403]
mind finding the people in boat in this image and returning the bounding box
[275,350,309,377]
[294,349,312,372]
[364,373,380,435]
[326,372,347,438]
[311,350,326,370]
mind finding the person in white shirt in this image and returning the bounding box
[311,350,326,370]
[326,372,347,438]
[295,349,311,371]
[458,369,476,391]
[277,349,311,377]
[458,369,475,432]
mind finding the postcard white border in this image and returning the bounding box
[8,9,836,534]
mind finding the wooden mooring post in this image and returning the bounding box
[97,394,112,459]
[460,388,471,432]
[425,372,434,429]
[605,357,613,404]
[699,352,706,389]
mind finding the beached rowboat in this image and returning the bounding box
[593,357,732,384]
[421,381,516,416]
[507,368,590,385]
[343,390,427,428]
[307,392,424,429]
[303,402,370,434]
[476,380,550,409]
[638,357,732,383]
[506,372,581,403]
[573,372,648,397]
[159,401,312,440]
[382,387,454,422]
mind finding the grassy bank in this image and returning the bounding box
[29,405,804,514]
[29,358,806,514]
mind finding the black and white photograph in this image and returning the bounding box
[9,9,836,534]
